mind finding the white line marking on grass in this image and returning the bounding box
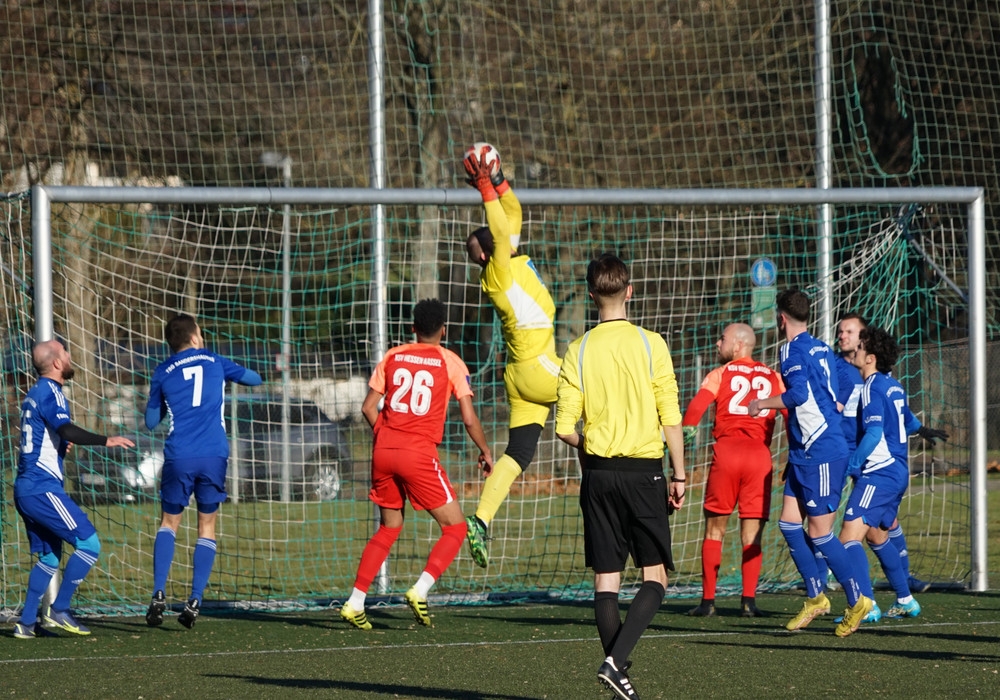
[2,619,997,666]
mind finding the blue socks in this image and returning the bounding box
[21,559,58,625]
[872,538,910,598]
[53,549,98,611]
[779,520,823,598]
[814,532,869,606]
[190,538,217,602]
[888,525,911,575]
[152,526,177,593]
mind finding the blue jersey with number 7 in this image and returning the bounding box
[145,348,257,460]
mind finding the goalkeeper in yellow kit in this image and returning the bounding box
[462,144,561,567]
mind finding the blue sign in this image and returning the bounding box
[750,258,777,287]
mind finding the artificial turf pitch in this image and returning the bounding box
[2,591,998,699]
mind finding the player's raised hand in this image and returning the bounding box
[463,147,498,202]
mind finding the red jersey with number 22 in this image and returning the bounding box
[684,357,785,445]
[368,342,473,451]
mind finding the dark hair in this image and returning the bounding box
[468,227,495,259]
[165,314,199,353]
[776,288,810,322]
[858,326,898,373]
[412,298,447,337]
[839,312,868,329]
[586,253,630,298]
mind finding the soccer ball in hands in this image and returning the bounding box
[465,142,501,177]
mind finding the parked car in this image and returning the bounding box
[72,393,356,503]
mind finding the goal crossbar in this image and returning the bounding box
[30,184,988,592]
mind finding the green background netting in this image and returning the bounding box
[1,0,997,615]
[0,195,979,614]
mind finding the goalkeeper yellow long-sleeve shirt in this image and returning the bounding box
[556,319,682,459]
[479,190,557,364]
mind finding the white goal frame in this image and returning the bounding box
[31,184,988,592]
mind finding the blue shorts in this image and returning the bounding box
[843,465,908,530]
[15,490,97,558]
[160,456,228,514]
[783,457,849,517]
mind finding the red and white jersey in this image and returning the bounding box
[683,357,785,445]
[368,342,473,450]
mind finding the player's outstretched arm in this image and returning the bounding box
[238,368,263,386]
[58,423,135,448]
[458,394,493,474]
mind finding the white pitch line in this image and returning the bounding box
[2,618,997,666]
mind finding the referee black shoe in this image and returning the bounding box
[598,657,640,699]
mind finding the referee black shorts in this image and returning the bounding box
[579,456,674,574]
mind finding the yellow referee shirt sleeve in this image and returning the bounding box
[555,339,583,435]
[648,330,683,427]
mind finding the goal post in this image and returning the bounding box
[9,184,987,617]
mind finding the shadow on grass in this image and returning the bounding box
[205,674,538,699]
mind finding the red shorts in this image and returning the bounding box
[703,439,774,519]
[369,445,457,512]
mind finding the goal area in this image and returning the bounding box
[0,185,986,618]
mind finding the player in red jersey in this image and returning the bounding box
[683,323,785,617]
[340,299,493,629]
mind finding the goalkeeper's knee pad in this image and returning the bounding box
[505,423,543,469]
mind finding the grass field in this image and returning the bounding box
[2,590,998,699]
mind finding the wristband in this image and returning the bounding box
[670,476,687,483]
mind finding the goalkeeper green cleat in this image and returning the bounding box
[465,515,490,568]
[339,602,372,630]
[785,593,831,631]
[835,595,874,638]
[404,587,431,627]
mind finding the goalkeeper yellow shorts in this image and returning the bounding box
[503,351,561,428]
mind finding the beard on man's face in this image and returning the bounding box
[62,366,75,381]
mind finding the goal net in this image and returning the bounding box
[0,189,981,616]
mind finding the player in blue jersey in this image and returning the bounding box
[838,327,943,620]
[808,314,869,596]
[13,339,135,638]
[142,314,263,629]
[749,289,873,637]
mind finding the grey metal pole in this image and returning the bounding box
[280,158,293,503]
[30,185,54,342]
[368,0,391,595]
[968,194,988,592]
[814,0,834,344]
[30,185,60,610]
[260,152,293,502]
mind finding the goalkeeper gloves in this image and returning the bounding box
[916,425,949,445]
[490,159,510,196]
[463,147,498,202]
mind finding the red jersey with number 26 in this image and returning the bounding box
[683,357,785,445]
[368,342,474,451]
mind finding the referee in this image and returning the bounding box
[556,253,686,700]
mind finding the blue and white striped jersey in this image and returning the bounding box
[855,371,913,475]
[779,332,848,465]
[15,377,72,496]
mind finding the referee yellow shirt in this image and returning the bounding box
[480,191,557,364]
[556,319,682,459]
